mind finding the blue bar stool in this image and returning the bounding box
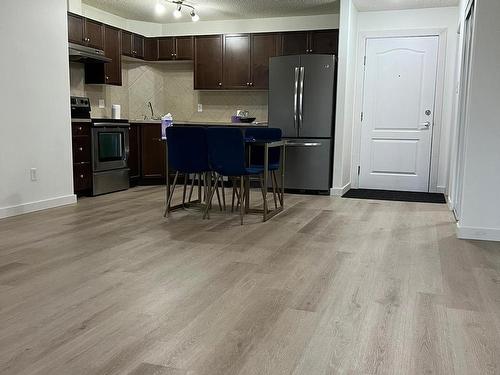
[205,127,265,225]
[245,127,283,208]
[164,127,215,217]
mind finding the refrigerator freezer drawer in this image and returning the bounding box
[284,139,332,191]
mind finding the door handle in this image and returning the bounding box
[298,67,305,129]
[419,121,431,130]
[285,141,322,147]
[293,67,299,129]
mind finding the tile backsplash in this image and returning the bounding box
[69,62,268,122]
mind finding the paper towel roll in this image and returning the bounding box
[111,104,121,119]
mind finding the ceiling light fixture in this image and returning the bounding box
[190,10,199,22]
[155,2,166,15]
[173,5,182,18]
[167,1,200,22]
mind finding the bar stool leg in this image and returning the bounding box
[240,176,245,225]
[270,171,278,209]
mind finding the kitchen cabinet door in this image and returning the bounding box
[133,34,144,59]
[141,124,166,182]
[104,26,122,85]
[158,37,175,60]
[251,33,278,89]
[122,31,133,56]
[223,34,251,89]
[68,13,84,45]
[194,35,223,90]
[175,36,194,60]
[281,32,309,55]
[128,124,141,184]
[145,38,159,61]
[84,19,104,50]
[84,25,121,85]
[310,29,339,55]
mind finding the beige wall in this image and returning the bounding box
[69,62,268,122]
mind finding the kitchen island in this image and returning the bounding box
[128,120,268,185]
[130,119,268,127]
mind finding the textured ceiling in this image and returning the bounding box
[82,0,340,23]
[353,0,459,12]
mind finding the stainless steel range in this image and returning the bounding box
[71,96,130,196]
[91,120,130,196]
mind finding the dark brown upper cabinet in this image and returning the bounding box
[251,33,278,89]
[133,34,144,59]
[144,38,159,61]
[158,36,194,61]
[68,13,84,45]
[121,30,132,56]
[280,30,339,56]
[223,34,251,89]
[121,31,144,59]
[158,37,175,60]
[194,35,223,90]
[104,26,122,85]
[175,37,194,60]
[84,25,122,85]
[281,31,309,55]
[67,13,104,50]
[310,29,339,55]
[85,19,104,50]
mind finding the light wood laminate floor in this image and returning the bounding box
[1,186,500,375]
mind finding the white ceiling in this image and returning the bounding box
[353,0,459,12]
[82,0,340,23]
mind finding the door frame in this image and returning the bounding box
[351,28,448,193]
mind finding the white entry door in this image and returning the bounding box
[359,36,439,192]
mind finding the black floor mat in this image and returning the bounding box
[342,189,446,204]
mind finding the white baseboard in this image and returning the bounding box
[457,223,500,242]
[436,186,447,194]
[0,194,77,219]
[330,182,351,196]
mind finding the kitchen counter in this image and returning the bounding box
[129,120,268,127]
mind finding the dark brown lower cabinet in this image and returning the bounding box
[140,124,166,184]
[71,122,92,195]
[128,124,141,185]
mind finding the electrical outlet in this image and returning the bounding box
[30,168,37,181]
[197,104,203,112]
[98,99,105,108]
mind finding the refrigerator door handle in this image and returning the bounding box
[298,66,305,130]
[286,141,322,147]
[293,67,299,129]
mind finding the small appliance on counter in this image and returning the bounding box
[231,110,257,124]
[70,96,130,196]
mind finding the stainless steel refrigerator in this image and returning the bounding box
[269,54,336,193]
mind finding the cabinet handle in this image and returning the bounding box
[105,76,109,80]
[78,127,82,131]
[80,174,84,179]
[218,82,222,87]
[79,147,83,151]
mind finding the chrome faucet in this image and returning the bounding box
[148,101,155,119]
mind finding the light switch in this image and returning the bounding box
[98,99,105,108]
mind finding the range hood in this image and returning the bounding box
[69,43,111,63]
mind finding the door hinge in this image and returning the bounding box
[361,112,364,122]
[357,166,361,175]
[363,55,366,66]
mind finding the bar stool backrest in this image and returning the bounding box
[206,127,247,176]
[166,126,210,173]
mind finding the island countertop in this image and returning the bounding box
[129,120,268,127]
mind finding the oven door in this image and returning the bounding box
[92,125,129,172]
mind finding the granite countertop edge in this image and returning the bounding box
[129,120,268,127]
